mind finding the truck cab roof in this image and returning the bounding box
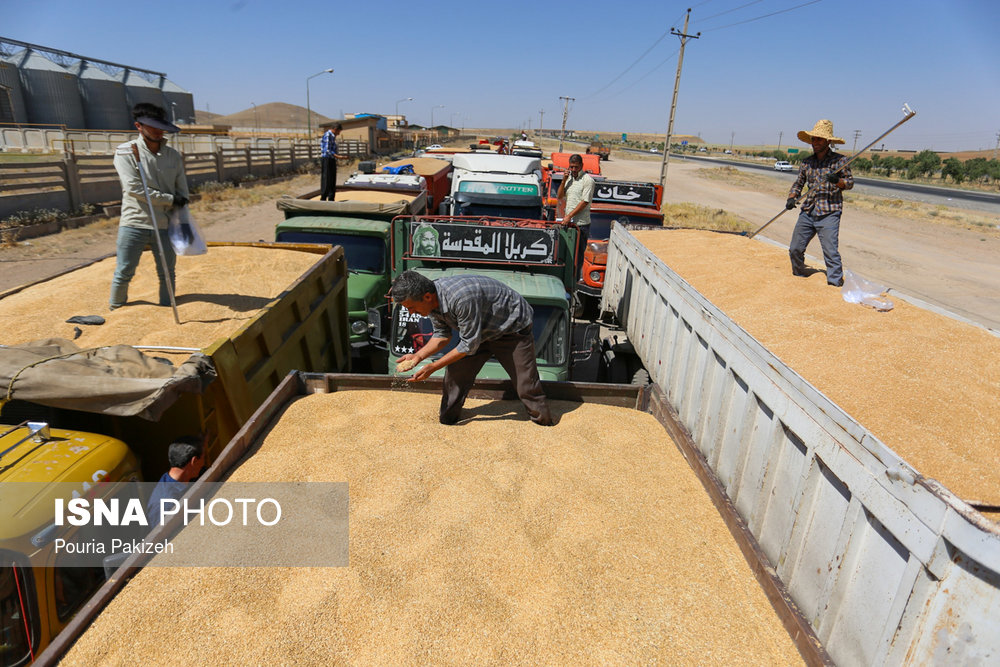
[452,154,541,175]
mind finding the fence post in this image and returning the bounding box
[270,147,276,177]
[245,147,252,178]
[63,153,82,212]
[215,147,225,182]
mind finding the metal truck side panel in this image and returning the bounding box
[601,224,1000,666]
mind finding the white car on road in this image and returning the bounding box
[773,160,794,172]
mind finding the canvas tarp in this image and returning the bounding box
[276,191,424,217]
[0,339,214,421]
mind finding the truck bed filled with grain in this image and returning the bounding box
[60,391,804,666]
[631,228,1000,508]
[0,245,320,350]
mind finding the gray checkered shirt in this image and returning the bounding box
[429,275,533,355]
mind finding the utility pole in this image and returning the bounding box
[558,96,573,152]
[994,131,1000,161]
[730,131,735,153]
[539,109,544,134]
[777,131,783,150]
[852,129,862,155]
[659,9,700,187]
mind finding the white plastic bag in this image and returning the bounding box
[167,205,207,256]
[841,268,893,311]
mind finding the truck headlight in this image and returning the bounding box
[589,270,602,282]
[351,320,369,335]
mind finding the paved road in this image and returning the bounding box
[624,149,1000,214]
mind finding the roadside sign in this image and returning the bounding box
[787,148,799,153]
[622,133,627,141]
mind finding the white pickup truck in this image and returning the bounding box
[773,160,795,172]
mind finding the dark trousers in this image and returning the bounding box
[575,223,590,279]
[320,157,337,201]
[789,209,843,285]
[440,328,552,426]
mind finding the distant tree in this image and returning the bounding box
[907,150,941,179]
[965,158,990,183]
[941,157,965,184]
[852,157,873,173]
[987,159,1000,185]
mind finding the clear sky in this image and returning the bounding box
[5,0,999,151]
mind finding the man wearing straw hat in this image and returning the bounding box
[110,103,189,310]
[786,119,854,287]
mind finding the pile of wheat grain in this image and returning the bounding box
[61,391,803,666]
[633,229,1000,505]
[0,246,319,351]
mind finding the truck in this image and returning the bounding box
[438,153,544,219]
[585,140,611,161]
[576,179,664,320]
[382,214,582,381]
[0,242,351,658]
[541,152,601,212]
[275,189,428,372]
[32,372,824,665]
[600,224,1000,666]
[348,156,452,212]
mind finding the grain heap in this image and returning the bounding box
[0,246,319,350]
[633,229,1000,507]
[62,391,803,666]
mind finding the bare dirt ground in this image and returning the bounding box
[3,155,999,332]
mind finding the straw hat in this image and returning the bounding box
[797,119,844,145]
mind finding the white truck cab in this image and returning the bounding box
[442,154,544,219]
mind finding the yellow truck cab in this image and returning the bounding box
[1,421,140,664]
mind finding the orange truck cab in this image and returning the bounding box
[576,180,665,319]
[542,153,602,213]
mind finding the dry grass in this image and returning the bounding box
[661,201,753,234]
[696,166,783,192]
[195,171,339,211]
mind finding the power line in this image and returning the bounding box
[697,0,765,23]
[699,0,823,32]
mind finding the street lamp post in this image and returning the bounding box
[251,102,258,139]
[395,97,413,126]
[306,68,334,145]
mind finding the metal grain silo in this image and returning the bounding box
[70,61,130,130]
[14,49,86,128]
[0,54,29,123]
[121,69,164,112]
[159,76,195,125]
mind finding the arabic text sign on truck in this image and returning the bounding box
[384,215,580,381]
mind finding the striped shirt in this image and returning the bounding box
[788,150,854,216]
[429,275,533,355]
[320,130,338,158]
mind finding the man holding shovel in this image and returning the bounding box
[110,103,189,310]
[786,119,854,287]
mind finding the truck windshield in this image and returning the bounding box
[275,232,386,273]
[587,212,664,241]
[391,304,567,367]
[1,562,35,667]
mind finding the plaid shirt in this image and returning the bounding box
[788,150,854,216]
[320,130,337,158]
[430,275,533,355]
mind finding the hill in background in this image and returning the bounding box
[195,102,333,129]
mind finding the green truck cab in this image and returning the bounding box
[385,216,580,381]
[1,422,141,664]
[275,190,427,371]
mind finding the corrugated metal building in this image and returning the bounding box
[69,61,131,130]
[159,76,195,125]
[121,69,164,110]
[14,49,86,128]
[0,54,28,123]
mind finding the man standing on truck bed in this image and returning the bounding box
[110,103,189,310]
[391,271,553,426]
[786,119,854,287]
[320,124,346,201]
[557,154,595,276]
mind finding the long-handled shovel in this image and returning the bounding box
[129,142,181,324]
[747,103,917,240]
